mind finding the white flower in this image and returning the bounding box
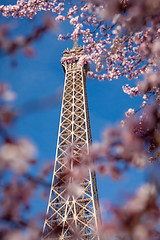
[0,138,36,173]
[133,224,149,240]
[55,15,65,23]
[125,184,157,213]
[112,13,121,24]
[2,89,16,101]
[143,94,149,100]
[132,152,147,168]
[78,55,88,66]
[141,101,147,108]
[67,182,83,198]
[152,39,160,54]
[70,16,79,25]
[125,108,135,118]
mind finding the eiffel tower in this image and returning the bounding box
[42,41,101,239]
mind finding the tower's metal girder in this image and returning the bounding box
[42,45,101,240]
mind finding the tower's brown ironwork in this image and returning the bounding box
[42,43,101,239]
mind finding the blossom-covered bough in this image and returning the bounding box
[1,0,160,239]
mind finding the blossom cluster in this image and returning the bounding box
[0,1,64,19]
[62,101,160,183]
[0,17,55,56]
[61,53,89,67]
[0,82,53,240]
[0,138,36,174]
[61,54,79,64]
[99,183,159,240]
[1,0,160,89]
[1,0,160,239]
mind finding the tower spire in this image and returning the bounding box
[42,46,101,239]
[73,39,78,49]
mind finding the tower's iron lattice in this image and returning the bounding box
[42,44,101,239]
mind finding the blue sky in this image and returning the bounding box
[0,14,146,222]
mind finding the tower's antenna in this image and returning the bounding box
[73,38,78,49]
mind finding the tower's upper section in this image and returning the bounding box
[63,40,84,58]
[61,41,90,76]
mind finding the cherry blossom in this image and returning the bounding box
[99,183,159,240]
[125,108,135,118]
[55,14,65,23]
[122,84,139,97]
[78,55,89,66]
[0,138,36,174]
[61,54,79,64]
[0,83,16,102]
[1,0,160,239]
[70,16,79,25]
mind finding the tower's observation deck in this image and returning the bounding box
[42,44,101,239]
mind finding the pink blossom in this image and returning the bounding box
[66,182,83,198]
[125,108,135,118]
[78,55,88,66]
[152,39,160,54]
[143,94,150,100]
[4,227,40,240]
[124,183,157,214]
[70,16,79,25]
[61,54,79,64]
[55,15,65,23]
[140,101,147,108]
[2,89,16,101]
[0,83,16,102]
[1,1,160,239]
[58,34,64,40]
[0,139,36,173]
[122,84,139,97]
[87,71,94,78]
[81,4,89,12]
